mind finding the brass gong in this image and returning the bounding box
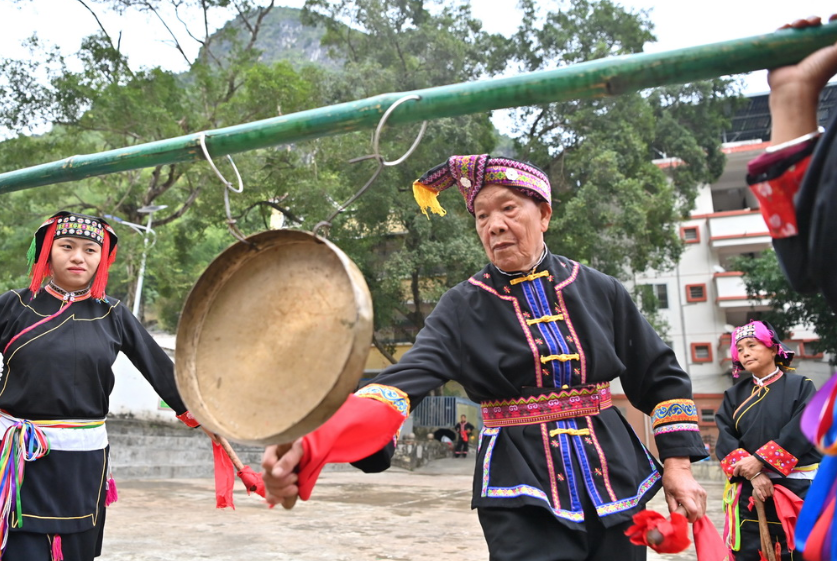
[175,229,373,446]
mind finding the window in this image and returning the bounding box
[638,284,668,313]
[691,343,713,363]
[700,409,715,423]
[681,226,700,244]
[685,284,707,302]
[800,341,825,359]
[654,284,669,309]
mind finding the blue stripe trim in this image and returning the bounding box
[556,420,581,511]
[568,418,604,506]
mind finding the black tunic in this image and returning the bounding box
[715,371,822,559]
[364,254,706,529]
[0,287,189,536]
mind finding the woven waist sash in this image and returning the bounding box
[481,382,612,428]
[0,411,107,551]
[0,411,108,451]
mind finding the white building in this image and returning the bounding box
[617,88,837,457]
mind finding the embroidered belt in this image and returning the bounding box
[480,382,612,427]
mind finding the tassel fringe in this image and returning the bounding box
[28,221,57,295]
[89,230,117,300]
[105,476,118,506]
[51,534,63,561]
[412,182,447,218]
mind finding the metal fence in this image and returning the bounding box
[412,396,480,429]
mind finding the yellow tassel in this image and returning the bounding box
[412,182,447,218]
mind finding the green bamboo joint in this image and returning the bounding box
[1,22,836,194]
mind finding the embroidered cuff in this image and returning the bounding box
[756,440,798,476]
[720,448,751,479]
[652,399,698,430]
[177,411,200,428]
[355,383,410,418]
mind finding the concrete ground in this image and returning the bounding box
[99,456,725,560]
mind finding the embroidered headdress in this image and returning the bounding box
[730,320,794,377]
[412,154,551,217]
[27,211,119,299]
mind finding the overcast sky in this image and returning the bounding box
[2,1,835,95]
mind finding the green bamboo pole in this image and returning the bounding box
[2,23,836,194]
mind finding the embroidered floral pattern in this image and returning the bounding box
[652,399,698,428]
[720,448,751,479]
[594,471,661,517]
[355,384,410,418]
[756,440,798,476]
[653,423,701,436]
[481,383,612,427]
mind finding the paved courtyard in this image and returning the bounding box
[100,457,725,560]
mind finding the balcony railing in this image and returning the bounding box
[706,210,771,250]
[714,272,769,310]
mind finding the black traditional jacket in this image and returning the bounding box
[363,254,706,529]
[0,287,190,534]
[716,371,821,480]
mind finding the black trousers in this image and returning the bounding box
[4,508,105,561]
[477,494,645,561]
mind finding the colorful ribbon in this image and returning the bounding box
[796,371,837,560]
[0,419,50,552]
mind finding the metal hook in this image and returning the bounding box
[312,95,426,239]
[198,132,244,193]
[373,94,427,167]
[198,132,252,245]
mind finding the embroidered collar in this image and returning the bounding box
[493,244,549,278]
[44,281,92,302]
[752,368,782,387]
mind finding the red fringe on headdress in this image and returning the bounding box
[28,221,57,296]
[90,229,117,300]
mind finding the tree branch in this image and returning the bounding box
[372,334,398,365]
[142,0,192,66]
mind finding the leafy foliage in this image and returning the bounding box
[0,0,741,346]
[731,250,836,364]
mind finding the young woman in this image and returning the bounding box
[0,211,210,560]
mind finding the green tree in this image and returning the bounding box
[490,0,741,278]
[0,0,323,328]
[295,0,499,358]
[731,250,837,364]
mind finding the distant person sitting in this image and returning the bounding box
[454,415,475,458]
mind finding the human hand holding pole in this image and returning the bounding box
[768,15,837,145]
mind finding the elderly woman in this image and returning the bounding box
[715,320,821,560]
[263,156,708,561]
[0,211,210,561]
